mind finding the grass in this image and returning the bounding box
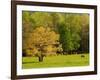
[22,54,89,69]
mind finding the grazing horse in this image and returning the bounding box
[81,55,85,58]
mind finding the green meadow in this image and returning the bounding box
[22,54,89,69]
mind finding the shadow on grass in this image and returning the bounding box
[22,61,39,64]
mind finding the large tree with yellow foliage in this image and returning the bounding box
[23,26,60,62]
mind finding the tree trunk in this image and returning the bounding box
[38,56,43,62]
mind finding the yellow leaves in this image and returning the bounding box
[25,47,39,56]
[30,26,59,45]
[26,49,33,56]
[43,45,58,56]
[50,31,59,41]
[33,47,38,54]
[44,45,53,52]
[35,26,46,32]
[23,26,62,56]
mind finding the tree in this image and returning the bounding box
[58,14,82,54]
[22,11,35,56]
[80,14,89,53]
[28,26,60,62]
[58,23,74,54]
[30,12,53,27]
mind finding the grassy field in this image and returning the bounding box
[22,54,89,69]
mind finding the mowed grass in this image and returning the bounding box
[22,54,89,69]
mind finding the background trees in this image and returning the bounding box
[22,11,89,60]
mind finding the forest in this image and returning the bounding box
[22,11,89,63]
